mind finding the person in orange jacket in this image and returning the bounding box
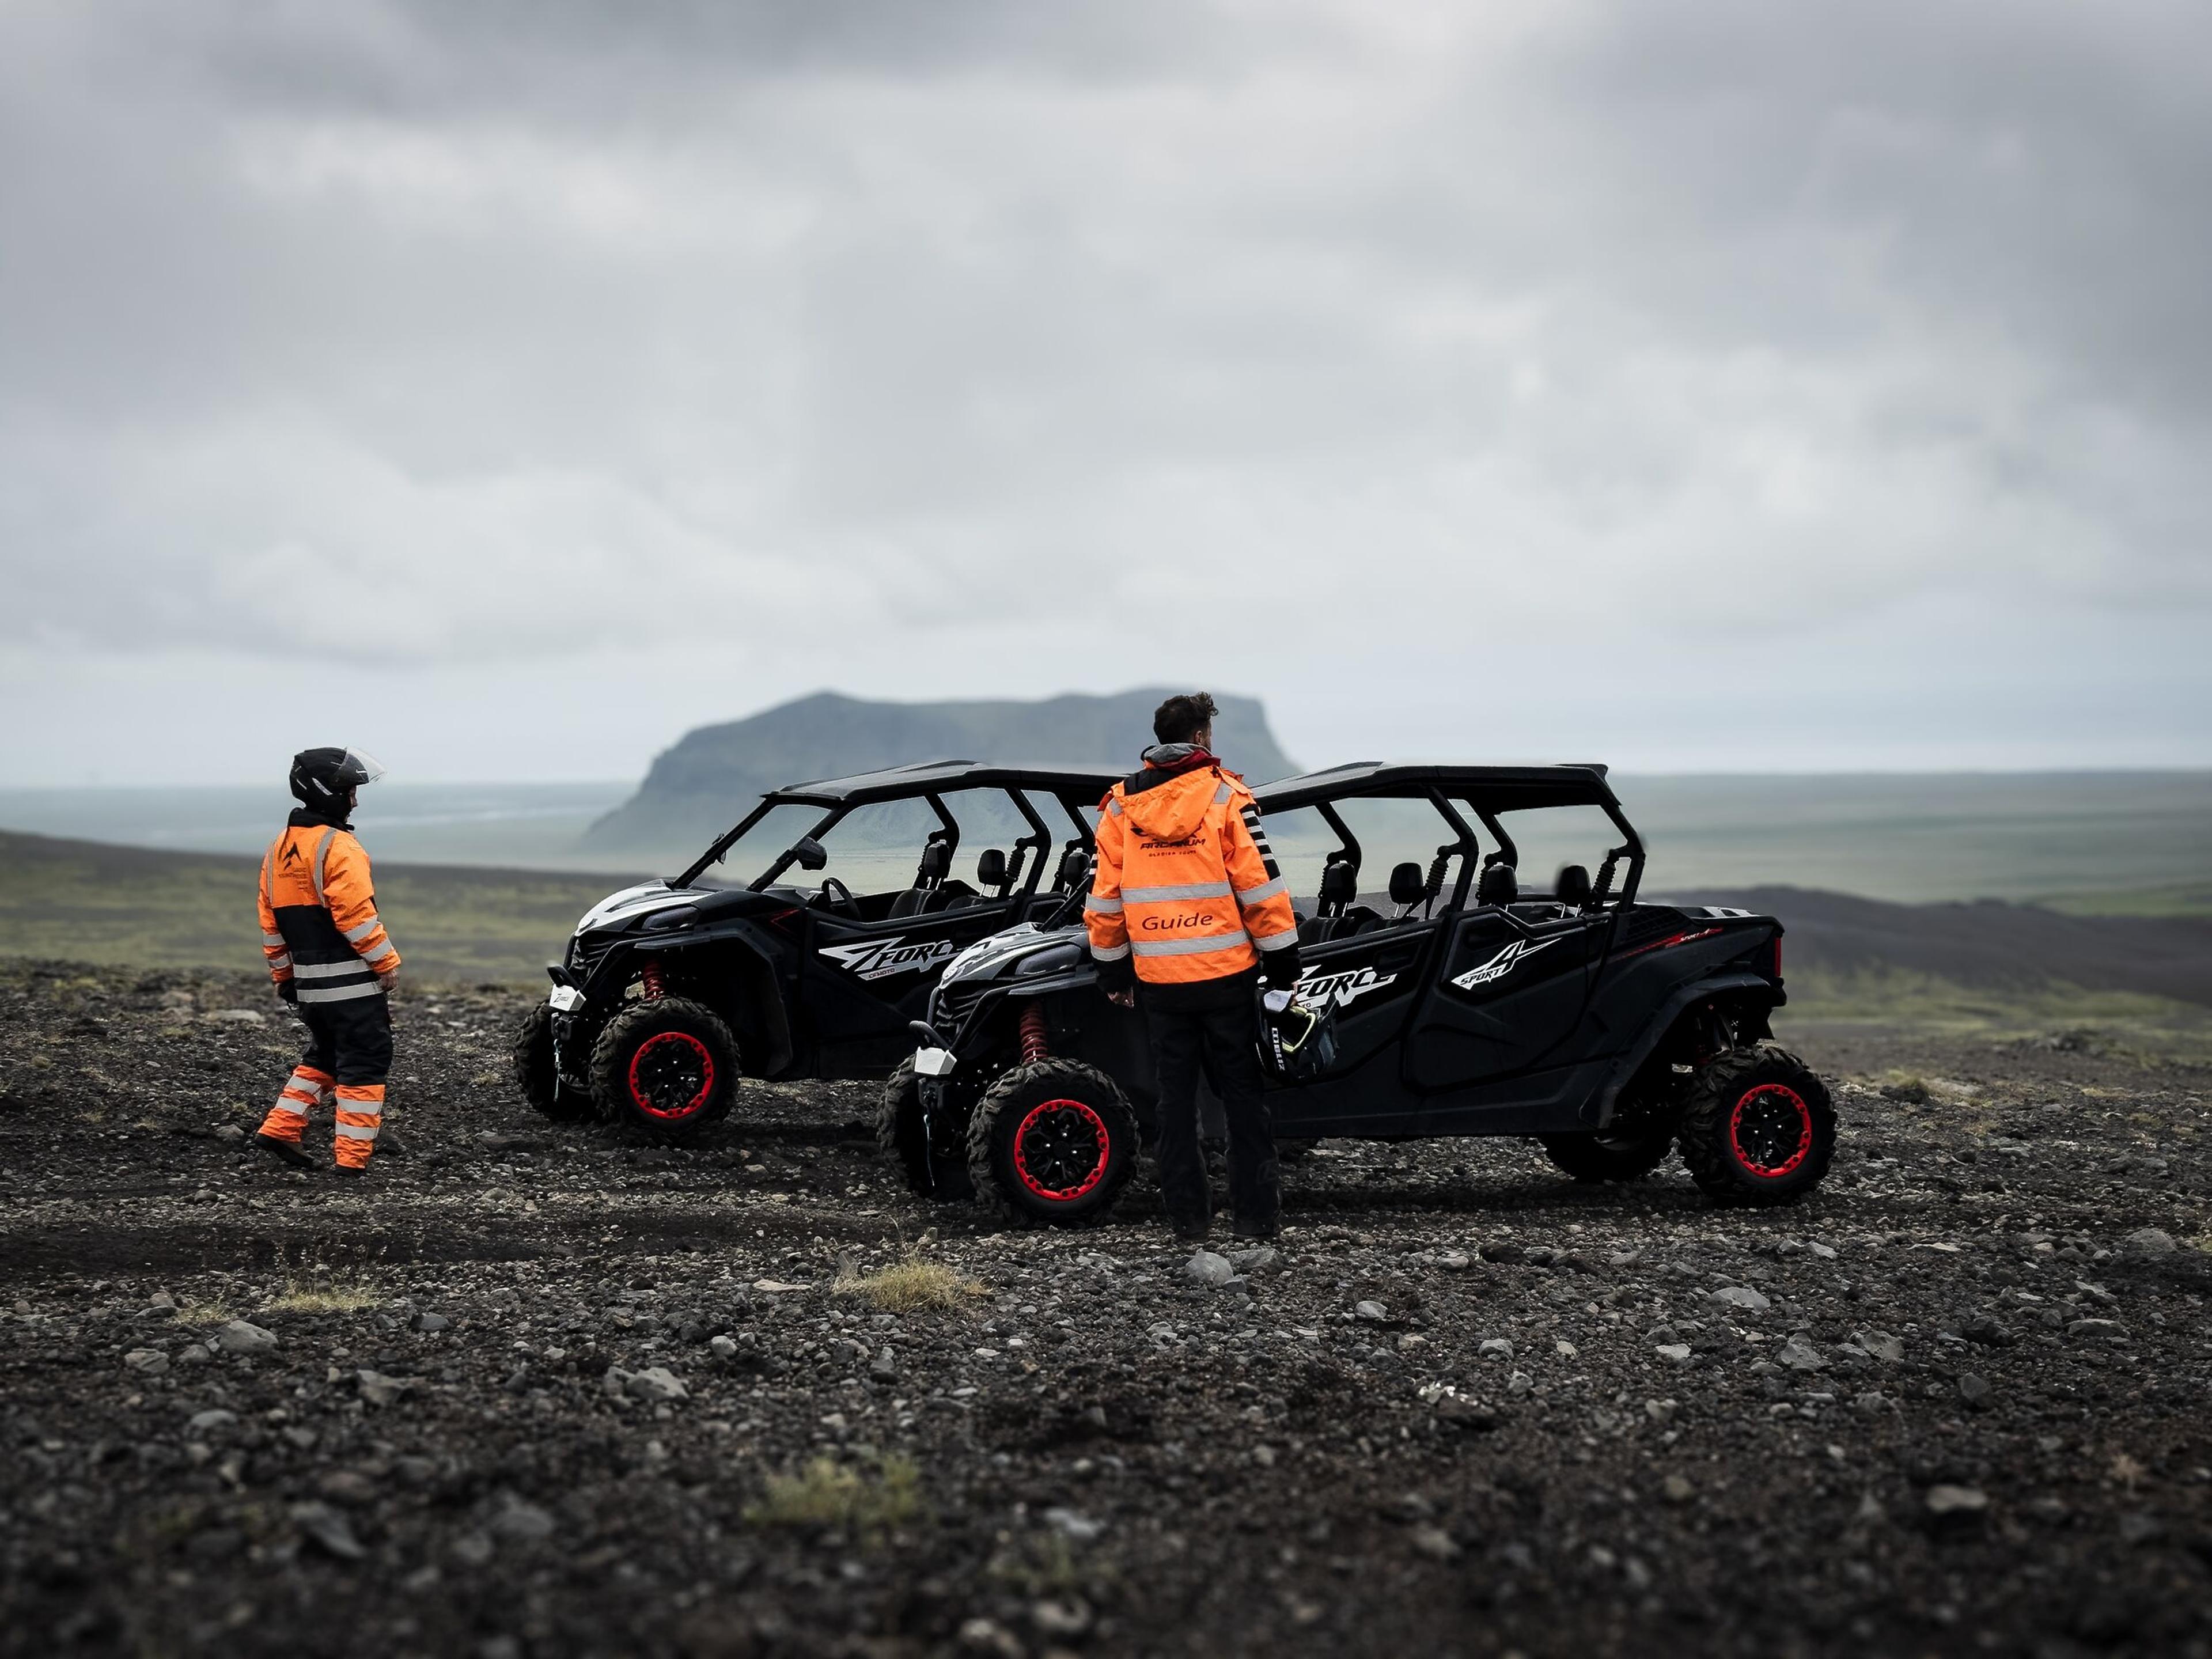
[254,748,401,1177]
[1086,692,1301,1243]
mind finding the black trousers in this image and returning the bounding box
[298,994,393,1087]
[1144,986,1277,1234]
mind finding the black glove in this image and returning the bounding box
[275,979,297,1005]
[1097,953,1138,997]
[1262,948,1303,992]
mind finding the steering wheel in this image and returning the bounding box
[816,877,860,919]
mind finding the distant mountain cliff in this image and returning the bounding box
[584,689,1297,850]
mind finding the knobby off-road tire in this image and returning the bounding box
[1277,1138,1320,1165]
[874,1057,975,1201]
[588,997,740,1141]
[1538,1122,1677,1183]
[965,1058,1138,1230]
[1677,1043,1835,1203]
[512,1002,597,1123]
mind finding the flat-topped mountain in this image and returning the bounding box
[584,689,1297,850]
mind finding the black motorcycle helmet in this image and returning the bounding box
[289,747,387,814]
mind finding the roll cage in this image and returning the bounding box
[676,761,1114,903]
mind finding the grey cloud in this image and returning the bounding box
[1,1,2207,782]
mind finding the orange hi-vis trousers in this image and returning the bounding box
[258,995,393,1170]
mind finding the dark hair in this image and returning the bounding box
[1153,691,1219,746]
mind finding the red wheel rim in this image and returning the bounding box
[1012,1098,1110,1202]
[627,1030,715,1120]
[1729,1082,1812,1177]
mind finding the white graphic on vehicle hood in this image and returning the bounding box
[819,935,962,983]
[1450,936,1559,990]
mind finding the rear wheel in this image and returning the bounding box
[1278,1138,1320,1164]
[1677,1044,1835,1203]
[874,1058,974,1201]
[512,1002,596,1123]
[966,1059,1138,1229]
[588,997,740,1141]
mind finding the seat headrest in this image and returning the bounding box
[1319,858,1358,908]
[1475,861,1518,907]
[918,839,952,882]
[1555,863,1592,908]
[1388,861,1425,907]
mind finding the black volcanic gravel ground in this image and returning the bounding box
[3,959,2210,1659]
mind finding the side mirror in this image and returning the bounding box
[918,838,952,882]
[1388,861,1425,907]
[790,837,828,872]
[1555,863,1592,908]
[976,847,1007,889]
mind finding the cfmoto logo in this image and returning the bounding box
[1451,937,1559,990]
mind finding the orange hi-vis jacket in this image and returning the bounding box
[1086,753,1300,987]
[257,810,400,1004]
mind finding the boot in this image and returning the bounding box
[256,1132,315,1171]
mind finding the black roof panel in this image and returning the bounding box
[1253,761,1619,813]
[770,759,1120,806]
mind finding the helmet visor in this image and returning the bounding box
[339,748,387,787]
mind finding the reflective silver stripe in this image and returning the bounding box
[268,954,293,971]
[310,828,337,904]
[1105,797,1123,816]
[358,937,397,965]
[335,1123,380,1141]
[1214,782,1231,804]
[1233,876,1287,906]
[1084,895,1123,914]
[1131,930,1252,957]
[1251,926,1300,952]
[267,1099,310,1118]
[1122,881,1233,903]
[1090,941,1132,962]
[296,980,387,1003]
[341,915,382,944]
[294,960,375,979]
[262,930,286,946]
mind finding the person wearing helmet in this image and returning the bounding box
[254,748,401,1177]
[1086,693,1301,1245]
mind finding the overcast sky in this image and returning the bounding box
[2,0,2208,786]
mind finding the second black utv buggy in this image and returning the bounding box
[512,762,1116,1138]
[880,762,1834,1225]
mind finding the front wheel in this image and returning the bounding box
[513,1002,596,1123]
[588,997,740,1141]
[1676,1044,1835,1203]
[966,1059,1138,1229]
[875,1058,974,1201]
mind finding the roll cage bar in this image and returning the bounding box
[1249,762,1646,916]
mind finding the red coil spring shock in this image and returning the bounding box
[1019,1002,1050,1065]
[639,959,666,1002]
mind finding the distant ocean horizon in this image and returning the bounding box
[2,770,2206,905]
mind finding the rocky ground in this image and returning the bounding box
[3,957,2210,1659]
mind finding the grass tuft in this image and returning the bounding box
[745,1456,923,1539]
[266,1279,384,1315]
[173,1300,232,1327]
[833,1255,987,1313]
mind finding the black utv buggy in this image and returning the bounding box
[881,762,1833,1225]
[513,762,1116,1139]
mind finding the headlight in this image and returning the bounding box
[1014,945,1084,976]
[642,906,699,932]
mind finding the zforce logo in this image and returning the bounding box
[819,936,960,983]
[1450,937,1558,990]
[1139,911,1218,932]
[1297,964,1399,1009]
